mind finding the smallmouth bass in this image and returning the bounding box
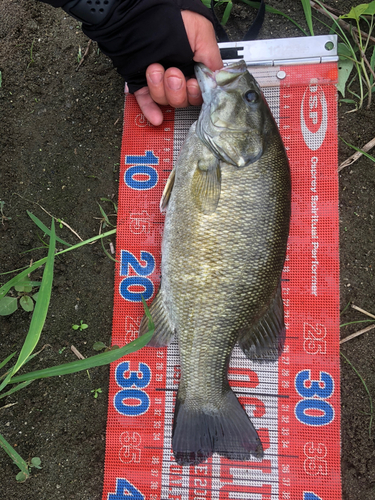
[139,60,291,466]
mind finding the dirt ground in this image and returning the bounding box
[1,1,374,499]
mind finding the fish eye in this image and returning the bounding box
[244,90,258,103]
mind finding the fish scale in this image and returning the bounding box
[139,60,291,465]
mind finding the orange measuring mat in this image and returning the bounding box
[102,62,340,500]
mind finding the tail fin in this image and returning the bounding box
[172,389,263,466]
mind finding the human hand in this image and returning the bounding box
[134,10,223,126]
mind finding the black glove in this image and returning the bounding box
[39,0,215,93]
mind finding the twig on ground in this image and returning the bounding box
[71,345,85,360]
[340,324,375,344]
[76,40,92,71]
[352,304,375,320]
[13,193,84,241]
[0,402,18,411]
[339,136,375,171]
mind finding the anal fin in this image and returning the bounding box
[238,283,286,362]
[139,290,174,347]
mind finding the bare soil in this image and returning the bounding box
[1,1,374,499]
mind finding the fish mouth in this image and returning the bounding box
[195,61,248,102]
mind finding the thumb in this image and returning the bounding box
[181,11,223,71]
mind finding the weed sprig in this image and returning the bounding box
[0,214,154,481]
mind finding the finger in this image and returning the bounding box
[164,67,189,108]
[134,86,164,126]
[181,11,223,71]
[186,78,203,106]
[146,63,169,106]
[193,23,222,70]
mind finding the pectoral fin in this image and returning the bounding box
[238,283,286,362]
[160,168,176,212]
[139,290,175,347]
[191,155,221,214]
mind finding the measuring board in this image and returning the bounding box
[102,36,341,500]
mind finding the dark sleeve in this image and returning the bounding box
[37,0,215,93]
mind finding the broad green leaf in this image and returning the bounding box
[16,471,28,482]
[337,42,354,58]
[14,281,41,290]
[93,341,106,351]
[364,1,375,15]
[27,211,72,247]
[337,54,355,97]
[340,98,357,104]
[19,296,34,312]
[11,220,55,377]
[340,4,370,21]
[14,276,32,293]
[0,297,18,316]
[0,433,29,478]
[31,457,42,468]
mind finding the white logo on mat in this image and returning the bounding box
[300,82,328,151]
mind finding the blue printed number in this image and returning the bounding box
[125,165,158,191]
[124,151,159,191]
[119,251,155,302]
[295,370,334,427]
[108,478,144,500]
[295,370,334,399]
[304,493,322,500]
[116,361,151,389]
[126,151,158,165]
[114,361,151,417]
[120,251,155,277]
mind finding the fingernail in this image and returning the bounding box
[148,71,163,85]
[167,76,183,91]
[187,85,200,99]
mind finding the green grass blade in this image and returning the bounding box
[340,137,375,163]
[239,0,309,36]
[97,204,111,226]
[0,228,116,298]
[221,1,233,25]
[0,433,29,478]
[11,219,56,377]
[0,381,33,400]
[300,0,314,35]
[27,211,72,247]
[9,326,154,384]
[101,237,117,263]
[340,319,375,328]
[0,352,17,371]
